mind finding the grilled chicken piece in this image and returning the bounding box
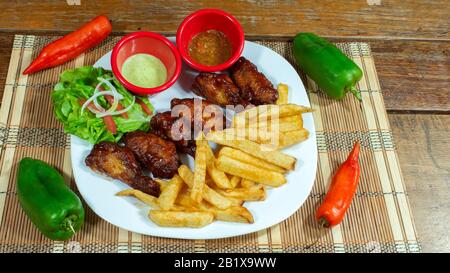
[150,111,196,156]
[150,98,225,156]
[170,98,225,134]
[85,142,160,197]
[123,131,180,179]
[230,57,278,105]
[192,72,244,107]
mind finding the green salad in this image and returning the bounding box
[52,66,154,144]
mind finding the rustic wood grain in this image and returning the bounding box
[370,40,450,112]
[0,0,448,40]
[0,33,447,112]
[390,113,450,253]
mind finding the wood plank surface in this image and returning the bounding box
[0,33,448,112]
[390,114,450,253]
[0,0,449,40]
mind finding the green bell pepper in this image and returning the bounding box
[293,32,363,100]
[17,157,85,241]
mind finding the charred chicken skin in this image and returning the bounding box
[150,111,196,156]
[150,98,225,156]
[123,131,180,179]
[85,141,160,197]
[192,72,244,107]
[230,57,278,105]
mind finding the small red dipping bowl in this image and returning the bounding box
[111,31,182,95]
[176,9,245,72]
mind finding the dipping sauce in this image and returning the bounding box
[188,30,232,66]
[121,53,167,88]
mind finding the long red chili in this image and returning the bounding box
[23,15,112,75]
[316,141,361,228]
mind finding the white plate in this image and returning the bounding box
[71,38,317,240]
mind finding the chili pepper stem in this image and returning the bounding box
[350,86,362,101]
[318,217,330,228]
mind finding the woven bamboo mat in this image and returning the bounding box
[0,35,420,253]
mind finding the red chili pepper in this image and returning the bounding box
[316,141,361,228]
[79,99,117,135]
[136,98,153,116]
[23,15,112,75]
[104,95,128,119]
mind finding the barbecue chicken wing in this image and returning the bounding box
[192,72,244,107]
[150,98,225,156]
[123,131,180,179]
[85,142,160,197]
[150,111,196,156]
[230,57,278,105]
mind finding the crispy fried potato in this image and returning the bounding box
[174,193,252,224]
[192,144,207,203]
[207,164,233,189]
[259,104,313,119]
[233,104,312,126]
[206,206,254,223]
[218,147,286,173]
[276,83,289,105]
[216,155,286,187]
[207,131,296,170]
[196,135,233,189]
[175,187,209,209]
[178,165,233,209]
[213,185,266,201]
[116,189,160,209]
[154,178,168,192]
[240,179,257,188]
[158,174,183,210]
[149,210,214,228]
[278,129,309,149]
[230,175,241,188]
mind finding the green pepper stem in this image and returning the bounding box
[67,220,76,235]
[349,86,362,101]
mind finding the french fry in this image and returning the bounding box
[207,165,233,189]
[216,155,286,187]
[207,130,296,170]
[240,179,257,188]
[116,189,160,209]
[218,147,286,173]
[178,165,233,209]
[154,178,168,192]
[214,185,266,201]
[175,187,209,209]
[197,135,234,189]
[232,104,312,126]
[149,210,214,228]
[191,144,207,203]
[205,206,254,223]
[259,104,313,120]
[278,128,309,149]
[276,83,289,105]
[230,175,241,188]
[158,174,183,210]
[174,193,252,224]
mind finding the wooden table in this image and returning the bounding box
[0,1,448,252]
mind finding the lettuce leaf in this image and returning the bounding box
[52,66,153,144]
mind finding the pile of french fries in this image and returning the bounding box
[116,84,313,228]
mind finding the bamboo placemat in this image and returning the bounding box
[0,35,420,253]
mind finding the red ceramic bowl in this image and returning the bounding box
[111,31,182,95]
[176,9,244,72]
